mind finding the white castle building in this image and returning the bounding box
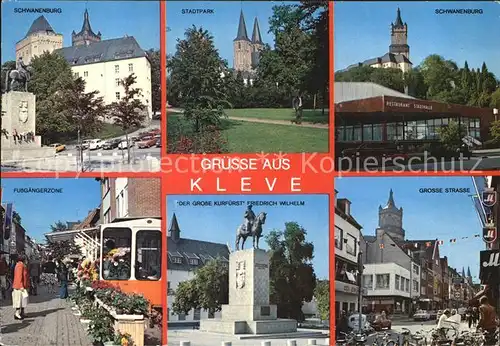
[16,10,152,120]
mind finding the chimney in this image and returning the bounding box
[337,198,352,216]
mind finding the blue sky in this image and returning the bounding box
[167,1,299,67]
[167,194,330,279]
[1,1,160,63]
[334,1,500,78]
[1,178,101,242]
[335,177,483,281]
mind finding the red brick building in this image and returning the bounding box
[99,178,161,222]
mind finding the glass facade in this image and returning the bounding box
[337,117,481,142]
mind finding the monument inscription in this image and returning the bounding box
[235,260,246,289]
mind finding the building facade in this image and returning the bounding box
[343,8,412,73]
[334,191,364,316]
[17,11,152,120]
[100,177,161,223]
[233,10,264,85]
[166,214,229,322]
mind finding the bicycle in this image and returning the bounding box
[398,328,427,346]
[372,331,398,346]
[428,327,457,346]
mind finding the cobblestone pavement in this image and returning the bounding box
[0,286,91,346]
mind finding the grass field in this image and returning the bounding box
[167,114,329,153]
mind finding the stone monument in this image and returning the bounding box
[1,63,54,162]
[200,208,297,335]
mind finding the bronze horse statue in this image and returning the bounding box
[235,212,267,250]
[4,67,31,92]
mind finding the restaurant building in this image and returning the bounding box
[335,82,495,154]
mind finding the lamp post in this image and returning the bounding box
[357,250,364,333]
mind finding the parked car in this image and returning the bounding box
[51,143,66,153]
[102,138,121,150]
[370,314,392,331]
[77,140,90,150]
[429,311,438,320]
[156,139,161,148]
[88,139,103,150]
[413,310,431,321]
[137,136,156,149]
[118,139,134,150]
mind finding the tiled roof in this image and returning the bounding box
[54,36,146,66]
[25,16,55,37]
[167,236,230,272]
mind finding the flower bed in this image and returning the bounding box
[71,280,149,346]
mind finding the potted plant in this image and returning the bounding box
[87,306,114,346]
[103,247,131,280]
[104,332,133,346]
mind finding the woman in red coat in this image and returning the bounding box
[12,255,30,319]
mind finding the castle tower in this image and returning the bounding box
[168,213,181,243]
[16,15,63,64]
[378,189,405,241]
[389,8,409,60]
[250,17,264,69]
[72,9,102,46]
[233,10,253,73]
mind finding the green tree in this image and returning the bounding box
[57,77,107,169]
[108,74,146,163]
[226,71,247,108]
[50,221,69,232]
[267,222,316,321]
[45,240,81,261]
[313,280,330,322]
[370,68,405,93]
[489,120,500,145]
[146,49,161,114]
[172,258,229,314]
[437,120,466,152]
[168,26,231,133]
[419,55,459,102]
[28,52,75,143]
[490,88,500,109]
[1,60,16,93]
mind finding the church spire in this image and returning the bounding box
[467,266,472,278]
[169,213,181,243]
[72,8,101,46]
[384,189,396,209]
[251,17,263,44]
[234,10,250,41]
[462,267,466,277]
[393,8,405,28]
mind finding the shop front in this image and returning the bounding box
[335,280,359,317]
[363,295,411,316]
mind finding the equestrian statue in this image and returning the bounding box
[4,57,32,92]
[235,205,267,250]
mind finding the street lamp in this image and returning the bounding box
[357,250,364,333]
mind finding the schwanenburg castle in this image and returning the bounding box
[15,9,152,120]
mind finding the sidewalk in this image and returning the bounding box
[0,287,91,346]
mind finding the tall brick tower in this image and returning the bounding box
[389,8,410,60]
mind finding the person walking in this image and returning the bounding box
[467,306,474,329]
[12,255,29,320]
[477,296,497,345]
[58,263,69,299]
[473,307,479,327]
[42,257,57,294]
[28,258,40,296]
[0,256,8,300]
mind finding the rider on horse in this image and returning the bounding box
[16,57,30,83]
[243,205,256,235]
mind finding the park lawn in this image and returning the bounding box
[224,108,329,124]
[167,115,328,153]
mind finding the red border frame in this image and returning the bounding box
[329,1,335,342]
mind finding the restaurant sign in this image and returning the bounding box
[385,100,433,111]
[480,250,500,284]
[335,280,359,295]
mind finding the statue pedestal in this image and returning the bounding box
[1,91,54,162]
[199,249,297,335]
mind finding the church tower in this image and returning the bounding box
[233,10,253,73]
[250,17,264,69]
[378,189,405,241]
[16,15,63,64]
[389,8,409,60]
[72,9,102,46]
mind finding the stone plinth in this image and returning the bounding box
[1,91,54,161]
[200,248,297,335]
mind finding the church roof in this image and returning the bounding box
[381,189,401,211]
[54,36,146,66]
[344,52,412,71]
[234,10,250,42]
[169,213,180,233]
[393,8,405,28]
[25,15,55,37]
[251,17,263,44]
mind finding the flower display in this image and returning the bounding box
[77,258,99,282]
[103,247,131,280]
[114,332,133,346]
